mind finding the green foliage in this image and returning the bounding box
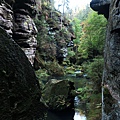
[87,93,102,120]
[45,61,65,76]
[78,11,107,60]
[77,86,92,101]
[68,50,75,57]
[83,56,104,91]
[72,18,82,41]
[75,5,91,21]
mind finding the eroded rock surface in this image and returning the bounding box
[0,0,38,65]
[13,0,38,65]
[91,0,120,119]
[0,27,46,120]
[0,1,13,36]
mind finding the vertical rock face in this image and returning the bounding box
[91,0,120,119]
[0,0,38,65]
[0,0,13,36]
[13,0,38,65]
[0,27,46,120]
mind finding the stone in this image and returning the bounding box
[90,0,110,19]
[13,0,38,65]
[0,27,46,120]
[0,2,13,35]
[90,0,120,119]
[0,0,38,66]
[41,79,75,111]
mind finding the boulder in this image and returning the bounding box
[0,27,46,120]
[41,79,75,111]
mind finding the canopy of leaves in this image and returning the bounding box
[78,11,107,59]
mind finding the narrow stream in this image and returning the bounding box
[74,112,86,120]
[74,96,87,120]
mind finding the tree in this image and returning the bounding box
[78,11,107,60]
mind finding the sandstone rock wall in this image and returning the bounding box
[0,0,38,65]
[13,0,38,65]
[90,0,120,119]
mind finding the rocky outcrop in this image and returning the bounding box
[41,79,75,120]
[35,1,75,65]
[0,27,46,120]
[0,0,38,65]
[91,0,120,119]
[90,0,110,19]
[13,0,38,65]
[41,79,75,110]
[0,0,13,36]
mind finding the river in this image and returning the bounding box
[74,112,86,120]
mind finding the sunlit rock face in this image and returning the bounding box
[91,0,120,119]
[0,0,13,36]
[13,0,38,65]
[0,0,38,66]
[90,0,110,19]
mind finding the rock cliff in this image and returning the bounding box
[0,27,46,120]
[13,0,38,65]
[0,0,37,65]
[35,0,75,66]
[90,0,120,119]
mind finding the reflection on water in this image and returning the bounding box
[74,96,87,120]
[74,112,86,120]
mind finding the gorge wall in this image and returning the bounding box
[0,0,47,119]
[90,0,120,119]
[0,0,76,119]
[0,0,37,65]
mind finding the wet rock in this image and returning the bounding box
[41,79,75,111]
[0,27,46,120]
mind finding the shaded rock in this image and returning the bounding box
[41,79,75,111]
[90,0,110,19]
[103,0,120,101]
[107,105,120,120]
[91,0,120,119]
[0,27,46,120]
